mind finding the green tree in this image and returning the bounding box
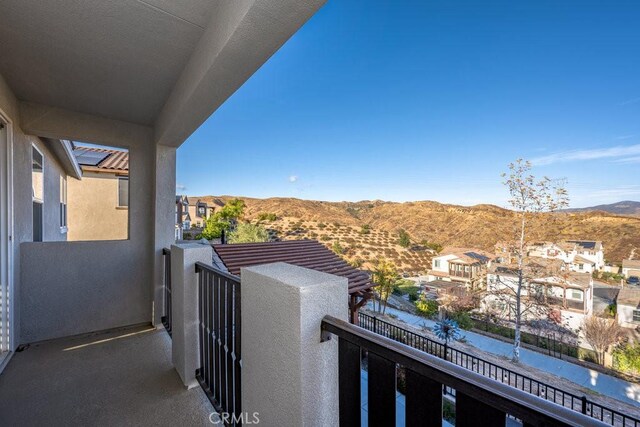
[373,259,398,314]
[201,199,246,240]
[227,223,269,244]
[398,229,411,248]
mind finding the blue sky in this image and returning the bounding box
[177,1,640,208]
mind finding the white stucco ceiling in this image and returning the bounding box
[0,0,214,125]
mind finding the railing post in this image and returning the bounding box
[241,262,348,426]
[170,242,212,388]
[373,316,378,334]
[581,395,588,415]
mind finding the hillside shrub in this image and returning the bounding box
[415,297,439,318]
[257,212,277,221]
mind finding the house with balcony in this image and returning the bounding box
[485,264,594,331]
[175,195,190,240]
[427,249,492,289]
[0,1,628,426]
[526,240,605,273]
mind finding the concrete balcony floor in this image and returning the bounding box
[0,325,213,426]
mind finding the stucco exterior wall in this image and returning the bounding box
[618,304,639,329]
[67,171,128,241]
[19,131,158,343]
[0,74,71,350]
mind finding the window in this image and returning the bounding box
[32,146,43,242]
[118,177,129,208]
[578,263,584,270]
[464,265,470,273]
[60,175,67,230]
[434,259,441,268]
[633,310,640,322]
[569,289,583,301]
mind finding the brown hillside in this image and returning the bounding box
[191,195,640,263]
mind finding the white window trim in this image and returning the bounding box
[117,176,129,209]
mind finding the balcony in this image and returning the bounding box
[0,325,212,425]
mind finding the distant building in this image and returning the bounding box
[427,249,492,288]
[484,264,593,331]
[187,198,214,228]
[617,288,640,328]
[622,259,640,279]
[67,145,129,241]
[175,195,190,240]
[524,240,605,273]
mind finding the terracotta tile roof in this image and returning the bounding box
[74,145,129,172]
[212,240,374,295]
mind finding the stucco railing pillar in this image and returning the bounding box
[171,242,212,388]
[241,262,348,427]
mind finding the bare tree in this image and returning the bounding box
[582,316,623,365]
[490,159,569,362]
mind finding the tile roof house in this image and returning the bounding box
[427,248,492,288]
[211,239,374,323]
[67,145,130,241]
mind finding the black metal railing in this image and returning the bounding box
[358,312,639,427]
[195,262,242,425]
[323,315,605,427]
[161,248,172,336]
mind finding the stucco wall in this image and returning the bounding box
[0,74,71,350]
[19,133,158,343]
[67,171,128,241]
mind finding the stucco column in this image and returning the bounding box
[153,143,176,327]
[171,242,212,389]
[241,262,348,427]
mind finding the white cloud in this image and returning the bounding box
[288,175,298,183]
[620,97,640,106]
[613,156,640,164]
[176,183,187,191]
[531,144,640,166]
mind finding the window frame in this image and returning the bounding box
[32,144,44,242]
[633,310,640,322]
[117,176,129,209]
[59,174,67,232]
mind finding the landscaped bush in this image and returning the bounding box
[415,297,439,318]
[447,311,473,330]
[613,343,640,375]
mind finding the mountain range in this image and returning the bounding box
[191,195,640,263]
[565,201,640,217]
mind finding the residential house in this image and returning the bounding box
[616,288,640,329]
[187,198,213,228]
[526,240,605,273]
[175,195,189,240]
[211,239,374,323]
[622,259,640,279]
[485,264,593,331]
[427,249,492,288]
[0,1,613,425]
[67,145,129,241]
